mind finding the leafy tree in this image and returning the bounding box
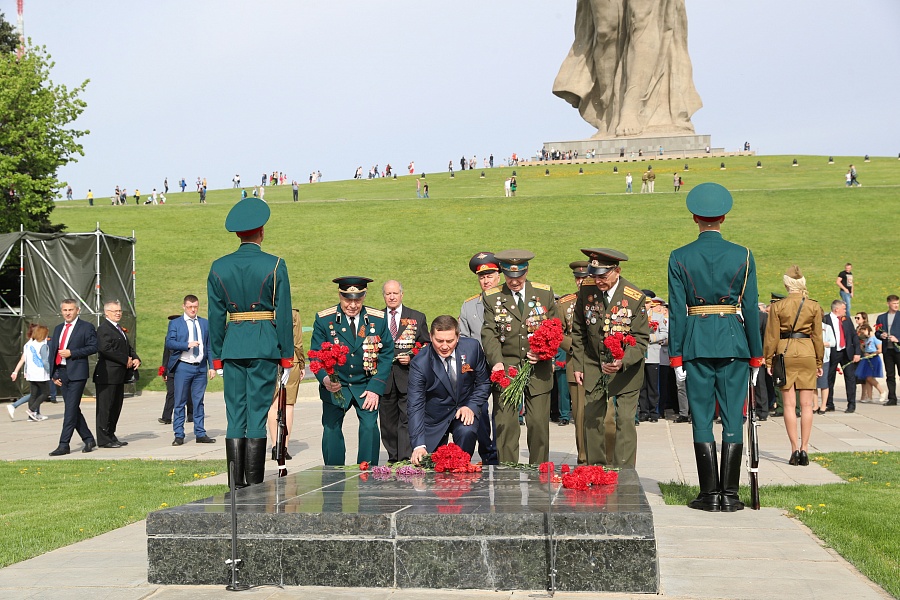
[0,11,17,54]
[0,44,89,234]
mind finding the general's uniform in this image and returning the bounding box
[667,182,763,512]
[311,280,394,466]
[208,198,294,487]
[459,294,484,339]
[571,254,648,467]
[481,250,558,464]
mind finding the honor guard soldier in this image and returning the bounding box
[481,250,558,464]
[458,252,501,464]
[311,277,394,466]
[667,182,763,512]
[557,260,590,464]
[571,249,649,467]
[208,197,294,489]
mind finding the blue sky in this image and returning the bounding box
[5,0,899,196]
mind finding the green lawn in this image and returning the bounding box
[50,154,900,391]
[659,450,900,598]
[0,459,227,568]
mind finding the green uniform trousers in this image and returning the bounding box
[321,398,380,466]
[223,358,278,438]
[568,382,586,464]
[584,388,638,467]
[685,358,748,444]
[493,388,550,464]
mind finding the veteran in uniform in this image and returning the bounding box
[311,277,393,466]
[208,197,294,488]
[557,260,590,464]
[458,252,501,464]
[667,182,763,512]
[481,250,558,464]
[571,249,649,467]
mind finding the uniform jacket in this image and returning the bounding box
[571,276,649,397]
[207,242,294,369]
[93,319,140,385]
[310,305,394,405]
[165,316,212,372]
[667,231,763,367]
[646,307,669,365]
[556,291,578,383]
[458,294,485,340]
[49,318,98,381]
[481,280,558,395]
[383,305,430,395]
[875,311,900,353]
[407,337,490,452]
[763,293,825,369]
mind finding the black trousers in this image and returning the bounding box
[95,382,125,446]
[638,364,660,419]
[827,348,857,409]
[57,369,93,446]
[28,380,49,413]
[884,349,900,401]
[379,386,411,462]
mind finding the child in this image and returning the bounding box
[856,324,887,402]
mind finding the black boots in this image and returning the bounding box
[689,442,721,512]
[225,438,247,489]
[244,438,268,485]
[719,442,745,512]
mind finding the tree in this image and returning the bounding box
[0,11,17,54]
[0,43,89,234]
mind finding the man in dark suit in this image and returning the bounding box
[824,299,860,413]
[380,280,430,463]
[876,294,900,405]
[49,299,99,456]
[166,294,217,445]
[93,301,141,448]
[409,315,490,464]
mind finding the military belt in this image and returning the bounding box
[228,311,275,322]
[780,332,810,339]
[687,305,737,316]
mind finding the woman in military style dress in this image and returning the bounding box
[763,266,824,466]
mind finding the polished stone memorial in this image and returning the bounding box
[147,466,658,593]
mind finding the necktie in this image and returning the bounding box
[838,317,846,350]
[390,310,398,340]
[348,317,356,337]
[516,292,525,315]
[445,356,457,389]
[55,323,71,365]
[191,320,200,357]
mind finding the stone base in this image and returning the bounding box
[543,133,713,159]
[147,467,658,593]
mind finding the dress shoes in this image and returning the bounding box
[649,416,659,423]
[884,399,897,406]
[82,440,97,453]
[49,445,70,456]
[845,406,856,414]
[172,437,184,446]
[158,418,172,425]
[99,441,123,449]
[558,419,570,426]
[788,450,800,466]
[187,416,194,423]
[799,450,810,466]
[196,436,216,444]
[757,416,768,421]
[824,406,835,412]
[114,438,128,446]
[674,415,690,423]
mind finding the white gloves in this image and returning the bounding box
[216,369,223,377]
[750,366,759,386]
[281,367,292,386]
[675,366,686,382]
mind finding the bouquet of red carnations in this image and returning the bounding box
[596,331,636,397]
[420,442,482,473]
[500,318,564,407]
[308,342,350,407]
[490,365,518,390]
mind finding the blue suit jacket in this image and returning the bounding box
[165,316,212,372]
[875,311,900,351]
[49,318,98,381]
[407,337,490,452]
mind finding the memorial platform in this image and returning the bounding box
[147,466,658,593]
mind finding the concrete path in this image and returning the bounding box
[1,380,897,599]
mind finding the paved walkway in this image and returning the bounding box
[1,380,897,599]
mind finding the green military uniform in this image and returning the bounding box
[481,250,558,464]
[208,198,294,487]
[667,182,763,512]
[571,249,649,467]
[558,260,590,464]
[310,277,393,466]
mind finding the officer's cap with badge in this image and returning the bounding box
[333,276,373,300]
[494,249,535,278]
[580,248,629,276]
[225,197,270,235]
[686,182,733,221]
[469,252,500,275]
[569,260,589,278]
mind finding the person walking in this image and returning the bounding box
[11,325,51,421]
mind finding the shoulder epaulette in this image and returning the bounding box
[485,286,502,296]
[317,306,337,318]
[366,308,385,318]
[531,282,551,291]
[623,286,643,301]
[558,293,577,303]
[465,293,480,302]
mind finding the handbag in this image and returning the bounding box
[772,299,805,388]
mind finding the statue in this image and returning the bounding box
[553,0,702,139]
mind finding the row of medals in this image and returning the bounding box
[584,294,634,333]
[494,296,546,342]
[328,319,382,373]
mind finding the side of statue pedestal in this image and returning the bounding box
[543,133,713,160]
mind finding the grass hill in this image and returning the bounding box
[52,154,899,391]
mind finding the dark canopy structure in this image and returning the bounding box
[0,228,136,399]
